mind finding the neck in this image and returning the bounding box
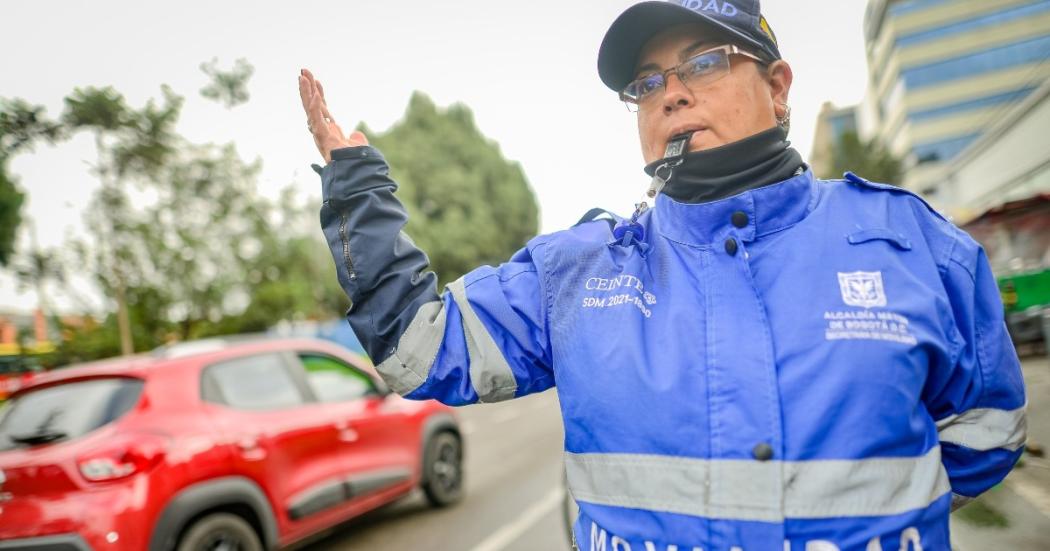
[644,126,805,204]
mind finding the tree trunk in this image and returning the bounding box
[115,271,133,356]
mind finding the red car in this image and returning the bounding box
[0,336,464,550]
[0,358,40,401]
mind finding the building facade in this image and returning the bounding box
[935,76,1050,221]
[861,0,1050,192]
[809,102,859,179]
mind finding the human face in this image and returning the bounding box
[633,24,792,164]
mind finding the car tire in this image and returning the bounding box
[176,512,262,551]
[421,431,464,507]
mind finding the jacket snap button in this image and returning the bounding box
[732,211,749,228]
[724,238,739,256]
[752,443,774,461]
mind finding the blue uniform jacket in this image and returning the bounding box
[317,145,1027,551]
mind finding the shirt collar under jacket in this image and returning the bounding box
[652,168,818,247]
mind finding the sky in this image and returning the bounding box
[1,0,870,313]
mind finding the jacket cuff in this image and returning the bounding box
[310,147,372,176]
[316,145,395,206]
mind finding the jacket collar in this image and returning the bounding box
[651,169,818,247]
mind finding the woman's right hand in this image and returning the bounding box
[298,68,368,164]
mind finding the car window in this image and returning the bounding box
[299,353,378,403]
[202,353,305,410]
[0,378,144,451]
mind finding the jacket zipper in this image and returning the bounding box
[339,212,357,281]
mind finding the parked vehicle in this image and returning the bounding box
[0,356,42,401]
[962,193,1050,351]
[0,336,463,550]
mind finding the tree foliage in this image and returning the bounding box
[199,58,253,109]
[824,131,903,185]
[51,78,349,361]
[366,92,539,284]
[0,166,25,268]
[7,74,536,365]
[0,99,62,266]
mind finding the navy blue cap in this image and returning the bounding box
[598,0,782,91]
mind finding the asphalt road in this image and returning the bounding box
[302,390,573,551]
[950,355,1050,550]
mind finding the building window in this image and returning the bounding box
[901,34,1050,89]
[912,133,981,164]
[889,0,956,17]
[897,2,1050,48]
[909,86,1037,122]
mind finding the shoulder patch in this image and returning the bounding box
[843,172,951,224]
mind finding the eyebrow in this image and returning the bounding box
[634,39,716,77]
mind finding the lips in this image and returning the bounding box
[668,126,706,140]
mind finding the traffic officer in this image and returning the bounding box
[298,1,1027,549]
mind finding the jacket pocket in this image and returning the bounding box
[846,228,913,251]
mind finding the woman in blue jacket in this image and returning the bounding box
[298,1,1027,549]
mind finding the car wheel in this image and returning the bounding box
[422,431,464,507]
[176,512,262,551]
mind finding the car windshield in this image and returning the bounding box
[0,378,144,451]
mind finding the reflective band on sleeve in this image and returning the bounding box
[936,404,1027,452]
[376,300,447,396]
[448,278,518,403]
[564,447,951,522]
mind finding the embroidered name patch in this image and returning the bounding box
[581,274,657,318]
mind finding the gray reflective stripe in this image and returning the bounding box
[936,404,1027,452]
[447,278,518,403]
[565,447,950,522]
[376,300,446,396]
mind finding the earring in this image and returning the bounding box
[776,102,792,133]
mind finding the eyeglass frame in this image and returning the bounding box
[619,44,767,110]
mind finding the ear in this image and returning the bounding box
[766,60,793,115]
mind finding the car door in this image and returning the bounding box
[200,352,348,536]
[292,350,418,513]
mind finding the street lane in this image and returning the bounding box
[304,390,571,551]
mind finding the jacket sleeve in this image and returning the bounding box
[316,146,554,406]
[923,228,1027,509]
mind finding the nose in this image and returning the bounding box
[661,73,694,114]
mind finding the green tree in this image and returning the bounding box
[231,187,348,331]
[0,99,62,266]
[62,85,183,355]
[824,131,903,184]
[64,80,346,353]
[0,164,25,268]
[366,92,540,284]
[124,142,270,341]
[199,58,254,109]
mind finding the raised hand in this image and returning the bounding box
[298,68,368,164]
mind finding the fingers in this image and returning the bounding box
[299,68,367,162]
[316,78,328,106]
[316,81,335,122]
[302,70,336,126]
[306,87,326,135]
[298,72,313,113]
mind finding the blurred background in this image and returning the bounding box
[0,0,1048,549]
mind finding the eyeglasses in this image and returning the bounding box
[620,44,765,111]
